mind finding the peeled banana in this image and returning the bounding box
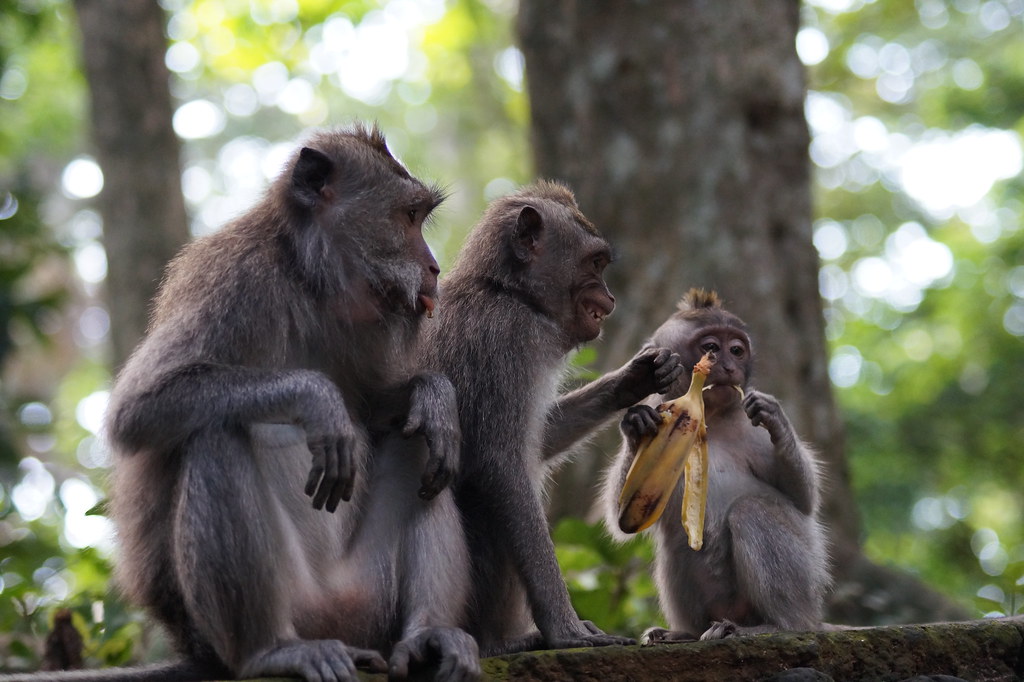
[617,352,715,549]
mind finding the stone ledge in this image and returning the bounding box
[477,618,1024,681]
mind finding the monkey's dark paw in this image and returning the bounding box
[639,627,697,646]
[241,639,387,682]
[621,405,661,447]
[389,627,481,681]
[613,347,685,407]
[650,347,685,393]
[742,390,793,444]
[699,620,738,640]
[305,431,364,513]
[639,627,668,646]
[404,374,460,500]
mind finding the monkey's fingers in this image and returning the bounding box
[310,442,339,511]
[390,629,480,682]
[323,442,353,513]
[305,449,326,499]
[243,640,380,682]
[419,446,454,500]
[550,632,636,649]
[349,646,388,673]
[743,391,777,429]
[653,351,684,391]
[338,436,357,503]
[621,405,661,448]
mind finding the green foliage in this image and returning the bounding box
[805,0,1024,616]
[553,518,663,637]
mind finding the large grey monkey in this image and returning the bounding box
[100,125,478,682]
[604,289,830,643]
[422,181,683,656]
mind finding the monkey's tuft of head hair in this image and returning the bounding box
[677,288,722,313]
[675,287,748,331]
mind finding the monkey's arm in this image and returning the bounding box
[108,361,364,512]
[400,372,460,500]
[540,347,682,461]
[743,390,819,515]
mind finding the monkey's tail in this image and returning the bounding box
[0,660,222,682]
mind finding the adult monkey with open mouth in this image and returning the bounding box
[104,125,479,682]
[423,181,682,656]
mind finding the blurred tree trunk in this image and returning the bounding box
[518,1,966,624]
[74,0,189,370]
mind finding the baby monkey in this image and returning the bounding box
[604,288,830,642]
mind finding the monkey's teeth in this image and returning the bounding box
[701,384,745,399]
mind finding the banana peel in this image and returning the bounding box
[617,352,715,549]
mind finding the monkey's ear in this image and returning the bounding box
[511,205,544,263]
[291,147,334,209]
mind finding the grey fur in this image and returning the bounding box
[420,181,679,656]
[603,290,830,643]
[103,125,479,682]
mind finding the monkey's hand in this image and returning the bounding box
[609,347,684,409]
[620,404,662,452]
[743,390,797,447]
[543,619,635,649]
[389,627,481,681]
[303,394,367,513]
[403,373,460,500]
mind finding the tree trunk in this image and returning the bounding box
[73,0,189,370]
[517,1,965,623]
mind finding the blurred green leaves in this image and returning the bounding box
[554,518,663,637]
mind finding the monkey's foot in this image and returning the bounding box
[639,627,698,646]
[699,620,739,640]
[389,627,481,681]
[544,620,635,649]
[240,639,387,682]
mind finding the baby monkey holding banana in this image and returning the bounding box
[603,288,830,642]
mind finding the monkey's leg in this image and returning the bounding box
[173,427,385,680]
[721,495,826,637]
[349,435,481,681]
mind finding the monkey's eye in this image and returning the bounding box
[730,345,746,357]
[407,209,418,224]
[700,342,720,354]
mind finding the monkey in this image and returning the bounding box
[420,181,684,656]
[603,289,830,643]
[99,124,479,682]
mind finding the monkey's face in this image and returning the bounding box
[375,183,444,317]
[285,127,445,320]
[690,325,751,411]
[567,236,616,343]
[330,174,444,320]
[655,319,752,410]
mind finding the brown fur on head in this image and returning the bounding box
[675,287,748,332]
[520,180,599,236]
